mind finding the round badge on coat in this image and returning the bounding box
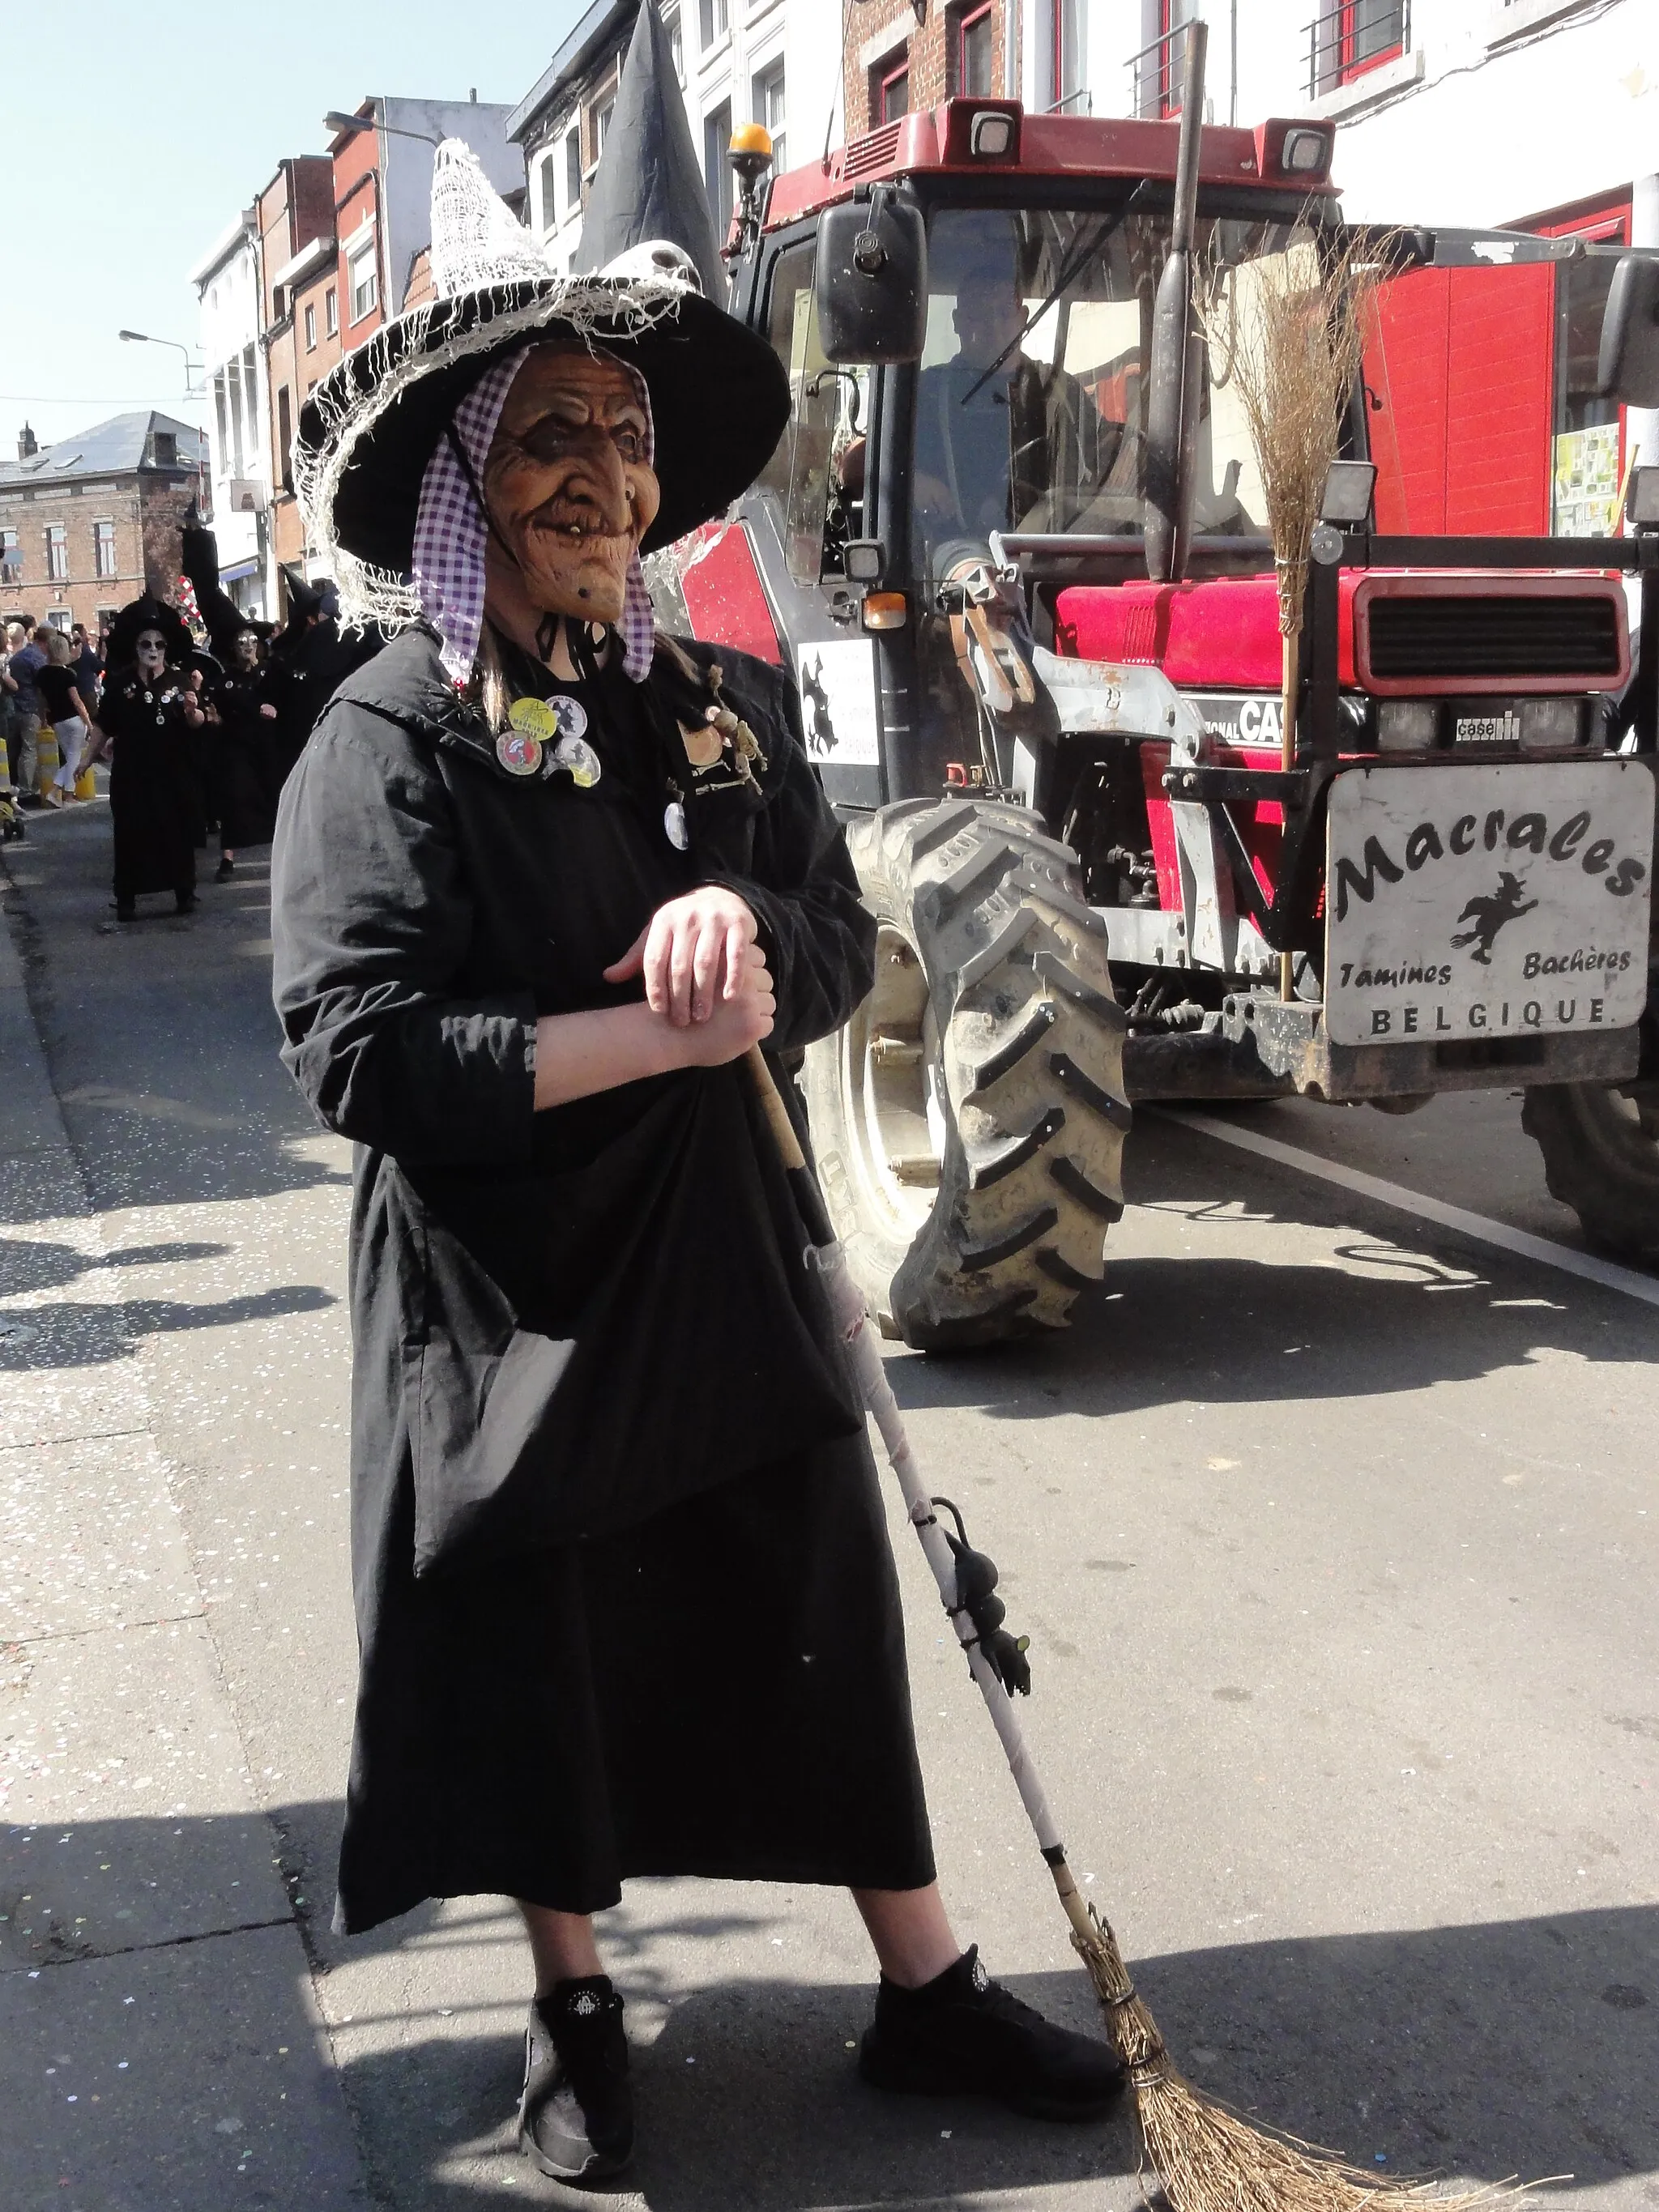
[663,800,689,850]
[553,732,602,789]
[508,697,558,743]
[496,729,544,777]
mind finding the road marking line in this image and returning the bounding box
[1164,1110,1659,1311]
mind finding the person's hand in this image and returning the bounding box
[673,941,774,1065]
[603,886,760,1025]
[258,702,277,719]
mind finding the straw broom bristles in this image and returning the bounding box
[1051,1869,1518,2212]
[1203,226,1383,643]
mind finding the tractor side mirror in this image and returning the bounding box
[816,192,927,365]
[1597,254,1659,407]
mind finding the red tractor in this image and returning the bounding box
[652,39,1659,1349]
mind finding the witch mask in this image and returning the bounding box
[484,348,660,634]
[411,342,661,689]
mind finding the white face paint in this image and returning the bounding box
[135,630,167,678]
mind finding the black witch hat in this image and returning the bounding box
[294,139,786,620]
[572,0,725,300]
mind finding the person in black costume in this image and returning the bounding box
[181,516,279,876]
[85,598,204,920]
[203,628,279,879]
[271,142,1120,2190]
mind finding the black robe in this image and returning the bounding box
[271,627,934,1933]
[96,671,199,904]
[207,667,279,849]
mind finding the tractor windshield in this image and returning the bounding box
[914,204,1315,566]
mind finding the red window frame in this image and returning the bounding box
[1330,0,1405,89]
[953,1,995,96]
[1158,0,1188,117]
[877,53,910,126]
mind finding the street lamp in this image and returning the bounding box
[324,108,446,150]
[117,329,204,398]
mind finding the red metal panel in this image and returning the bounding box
[1056,573,1362,688]
[1367,268,1450,534]
[1445,264,1553,535]
[675,522,783,665]
[1367,264,1553,537]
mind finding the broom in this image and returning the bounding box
[745,1046,1511,2212]
[1201,231,1383,1001]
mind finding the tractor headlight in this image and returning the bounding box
[1517,698,1582,748]
[1376,699,1439,751]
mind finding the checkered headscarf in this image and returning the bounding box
[410,343,657,688]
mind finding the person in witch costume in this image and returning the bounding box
[271,143,1121,2187]
[181,516,282,878]
[85,597,206,920]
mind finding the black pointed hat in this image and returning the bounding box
[572,0,724,300]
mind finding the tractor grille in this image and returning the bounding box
[844,121,904,180]
[1364,592,1624,682]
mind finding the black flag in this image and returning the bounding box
[574,0,724,298]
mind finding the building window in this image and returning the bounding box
[325,285,339,336]
[46,609,72,634]
[593,96,615,163]
[278,386,293,493]
[699,0,729,49]
[0,527,20,582]
[669,21,684,82]
[1310,0,1407,94]
[876,53,910,126]
[93,520,117,578]
[96,606,118,636]
[752,59,786,173]
[565,123,582,207]
[304,302,317,350]
[537,151,559,232]
[153,430,177,467]
[46,525,68,581]
[348,237,378,323]
[704,100,734,237]
[1051,0,1085,111]
[953,2,995,96]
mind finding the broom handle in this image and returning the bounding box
[744,1046,1071,1866]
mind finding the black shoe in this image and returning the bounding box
[859,1946,1124,2122]
[215,856,234,881]
[517,1977,633,2183]
[175,893,197,914]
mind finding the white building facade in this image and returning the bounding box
[514,0,845,279]
[189,212,271,619]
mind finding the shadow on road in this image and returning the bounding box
[325,1899,1655,2209]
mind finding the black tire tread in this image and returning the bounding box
[1521,1080,1659,1256]
[804,796,1130,1347]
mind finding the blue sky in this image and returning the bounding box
[2,0,587,450]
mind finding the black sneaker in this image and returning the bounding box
[859,1946,1124,2122]
[215,856,234,881]
[517,1976,633,2183]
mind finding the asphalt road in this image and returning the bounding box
[2,795,1656,2212]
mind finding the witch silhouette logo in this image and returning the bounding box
[1449,870,1538,965]
[800,651,837,754]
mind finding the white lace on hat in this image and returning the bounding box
[295,139,682,640]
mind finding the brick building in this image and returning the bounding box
[0,414,207,640]
[843,0,1009,137]
[257,156,340,590]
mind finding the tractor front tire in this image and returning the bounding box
[804,797,1129,1349]
[1521,1078,1659,1257]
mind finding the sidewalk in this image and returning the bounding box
[0,846,370,2210]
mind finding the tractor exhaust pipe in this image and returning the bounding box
[1144,18,1208,584]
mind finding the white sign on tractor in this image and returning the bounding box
[1323,760,1654,1047]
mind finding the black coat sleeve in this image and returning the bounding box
[270,705,538,1166]
[696,655,876,1055]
